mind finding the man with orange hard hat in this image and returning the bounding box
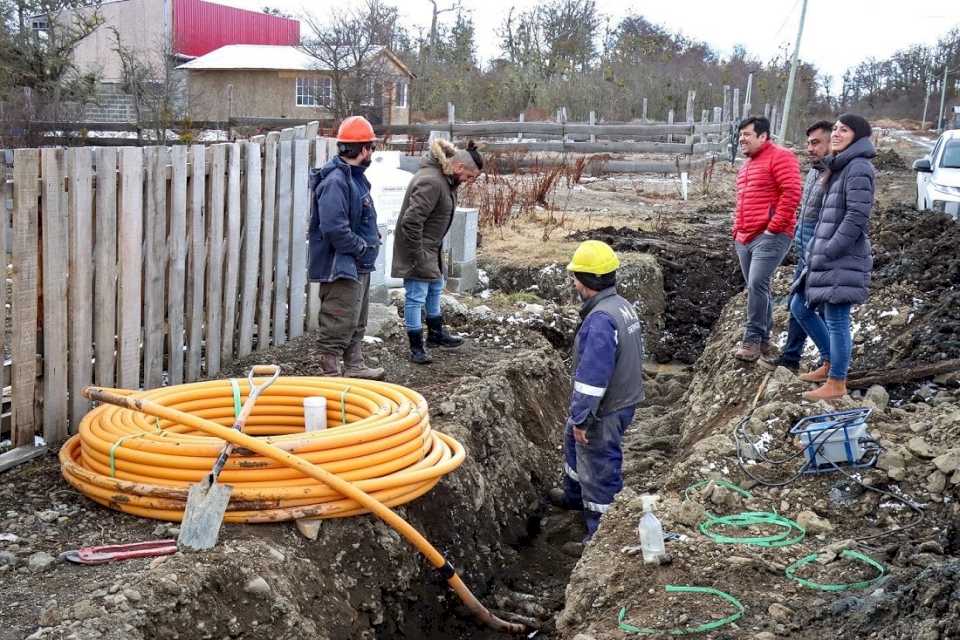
[308,115,384,379]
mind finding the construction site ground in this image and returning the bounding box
[2,131,959,640]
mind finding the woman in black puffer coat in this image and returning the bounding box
[789,114,876,401]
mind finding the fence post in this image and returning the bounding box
[764,103,771,119]
[589,111,596,143]
[685,90,696,145]
[733,87,741,123]
[667,109,674,143]
[518,112,524,142]
[770,105,779,137]
[447,102,455,139]
[744,73,753,116]
[722,85,731,123]
[701,111,709,144]
[642,97,648,122]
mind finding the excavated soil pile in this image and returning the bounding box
[873,148,908,171]
[0,332,577,640]
[566,225,742,364]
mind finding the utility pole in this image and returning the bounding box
[778,0,808,143]
[921,61,933,131]
[937,65,952,134]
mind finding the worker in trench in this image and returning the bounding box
[548,241,645,554]
[308,115,385,380]
[391,137,483,364]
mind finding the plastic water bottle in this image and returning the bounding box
[638,495,666,564]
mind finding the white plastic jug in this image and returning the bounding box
[638,495,666,564]
[303,396,328,432]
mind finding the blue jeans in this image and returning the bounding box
[789,295,853,379]
[562,407,636,539]
[403,278,444,331]
[782,263,821,365]
[735,232,792,344]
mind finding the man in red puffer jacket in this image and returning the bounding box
[732,115,802,362]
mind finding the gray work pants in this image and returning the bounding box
[734,232,792,344]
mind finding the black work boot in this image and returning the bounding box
[426,315,464,348]
[407,330,432,365]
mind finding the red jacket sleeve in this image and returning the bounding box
[767,149,802,235]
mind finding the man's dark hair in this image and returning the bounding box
[738,116,771,138]
[337,141,374,159]
[805,120,833,137]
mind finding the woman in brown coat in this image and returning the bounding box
[392,138,482,363]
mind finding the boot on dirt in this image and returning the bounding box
[426,315,464,348]
[803,377,848,402]
[547,488,583,511]
[758,354,800,373]
[407,330,432,365]
[799,361,831,383]
[734,342,762,362]
[342,342,385,381]
[760,341,778,358]
[319,353,341,376]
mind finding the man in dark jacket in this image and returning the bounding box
[308,115,384,379]
[732,116,802,362]
[547,240,644,555]
[762,120,832,372]
[392,138,483,364]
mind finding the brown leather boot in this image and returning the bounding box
[734,342,762,362]
[319,352,341,376]
[342,342,385,381]
[803,377,848,401]
[799,361,830,383]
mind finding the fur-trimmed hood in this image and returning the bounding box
[423,137,457,176]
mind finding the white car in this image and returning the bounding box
[914,129,960,218]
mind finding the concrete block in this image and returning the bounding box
[449,208,478,263]
[446,260,479,293]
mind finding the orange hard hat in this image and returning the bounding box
[336,116,376,143]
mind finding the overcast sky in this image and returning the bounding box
[226,0,959,92]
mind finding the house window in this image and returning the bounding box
[394,81,408,108]
[30,15,49,34]
[360,79,377,107]
[296,77,332,107]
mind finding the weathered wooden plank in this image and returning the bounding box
[205,144,227,376]
[288,139,309,339]
[40,148,70,443]
[0,160,7,396]
[142,147,168,389]
[94,148,118,388]
[293,124,307,139]
[237,141,263,358]
[220,143,242,365]
[478,141,694,155]
[167,145,188,385]
[11,149,40,447]
[273,140,293,346]
[279,127,296,142]
[184,145,206,381]
[67,148,94,431]
[117,147,144,390]
[258,132,279,350]
[304,121,320,139]
[307,138,331,331]
[0,445,48,473]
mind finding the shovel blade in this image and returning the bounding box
[177,479,233,551]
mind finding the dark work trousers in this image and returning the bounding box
[316,273,371,354]
[734,232,792,345]
[562,406,636,539]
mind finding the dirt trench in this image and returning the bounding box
[0,337,578,640]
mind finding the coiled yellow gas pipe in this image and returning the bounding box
[58,375,525,634]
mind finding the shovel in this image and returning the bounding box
[178,365,281,551]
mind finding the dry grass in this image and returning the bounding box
[480,212,636,265]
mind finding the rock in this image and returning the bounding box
[36,510,59,523]
[908,437,936,459]
[71,599,100,621]
[470,304,494,319]
[754,633,778,640]
[864,385,890,411]
[365,303,400,340]
[932,449,960,474]
[439,294,469,318]
[296,518,321,541]
[952,469,960,486]
[691,434,736,457]
[927,470,947,495]
[28,552,56,571]
[674,500,706,528]
[918,541,944,555]
[267,547,285,562]
[886,466,907,481]
[522,303,545,315]
[244,576,271,596]
[38,599,59,626]
[572,634,598,640]
[797,511,834,535]
[122,589,142,603]
[0,551,16,566]
[877,449,906,472]
[768,602,794,623]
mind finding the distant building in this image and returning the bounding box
[57,0,299,122]
[178,44,414,126]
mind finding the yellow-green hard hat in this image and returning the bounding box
[566,240,620,275]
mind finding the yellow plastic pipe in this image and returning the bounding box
[60,376,524,635]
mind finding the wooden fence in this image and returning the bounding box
[2,127,338,449]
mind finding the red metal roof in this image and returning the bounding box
[173,0,300,58]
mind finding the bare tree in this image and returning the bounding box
[111,27,185,142]
[301,0,404,122]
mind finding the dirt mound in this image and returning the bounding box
[565,225,742,364]
[874,148,908,171]
[1,338,575,640]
